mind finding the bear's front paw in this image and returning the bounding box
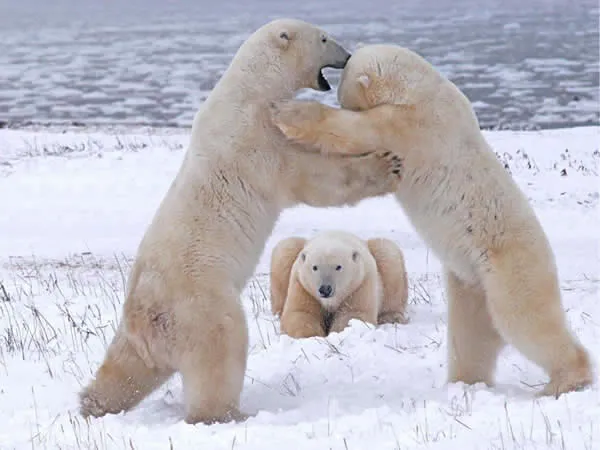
[377,151,405,180]
[270,100,323,143]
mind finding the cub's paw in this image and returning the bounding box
[184,407,253,425]
[378,311,409,325]
[269,100,324,143]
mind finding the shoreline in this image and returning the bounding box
[1,120,599,135]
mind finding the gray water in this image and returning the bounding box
[0,0,598,130]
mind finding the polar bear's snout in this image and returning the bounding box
[318,284,334,298]
[322,43,351,69]
[317,40,351,91]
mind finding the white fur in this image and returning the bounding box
[78,20,398,425]
[270,43,595,397]
[296,230,378,312]
[270,230,409,338]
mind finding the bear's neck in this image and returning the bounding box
[210,51,300,104]
[216,75,297,104]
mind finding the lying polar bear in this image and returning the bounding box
[270,230,409,338]
[270,44,594,398]
[78,21,399,425]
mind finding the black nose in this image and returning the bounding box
[318,284,333,298]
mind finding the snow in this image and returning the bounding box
[0,126,599,449]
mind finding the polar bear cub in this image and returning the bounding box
[270,230,409,338]
[78,23,400,425]
[269,44,594,397]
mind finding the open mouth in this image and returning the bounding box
[317,68,332,91]
[317,55,351,91]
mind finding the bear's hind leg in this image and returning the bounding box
[367,237,409,325]
[445,269,505,387]
[79,328,173,418]
[270,237,307,316]
[482,248,593,397]
[179,303,249,425]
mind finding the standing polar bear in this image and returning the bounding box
[78,22,400,425]
[270,44,594,397]
[270,230,409,338]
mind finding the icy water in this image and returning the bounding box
[0,0,598,130]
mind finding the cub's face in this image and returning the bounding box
[297,243,365,311]
[337,44,407,110]
[266,19,351,92]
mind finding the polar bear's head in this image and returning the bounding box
[235,18,351,93]
[297,237,366,311]
[337,44,444,110]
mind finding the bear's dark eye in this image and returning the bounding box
[312,265,318,271]
[336,265,342,271]
[321,36,327,43]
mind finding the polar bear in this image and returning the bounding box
[270,230,409,338]
[78,23,400,425]
[269,44,594,397]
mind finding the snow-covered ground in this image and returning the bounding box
[0,126,599,449]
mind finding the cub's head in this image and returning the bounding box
[245,18,351,92]
[296,239,366,311]
[338,44,442,110]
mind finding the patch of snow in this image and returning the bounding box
[0,126,598,449]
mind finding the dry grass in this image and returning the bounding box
[1,251,597,449]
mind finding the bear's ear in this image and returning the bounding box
[357,74,371,89]
[300,252,306,262]
[274,29,294,50]
[352,251,359,262]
